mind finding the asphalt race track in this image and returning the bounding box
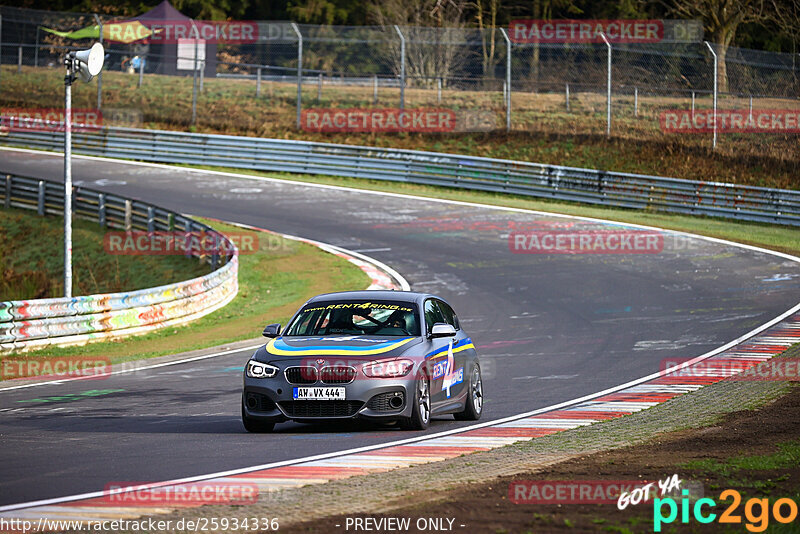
[1,148,799,507]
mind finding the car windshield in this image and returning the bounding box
[284,301,420,337]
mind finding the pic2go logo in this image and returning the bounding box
[653,489,798,532]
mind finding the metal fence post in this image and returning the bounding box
[34,27,39,67]
[0,15,3,90]
[199,59,205,92]
[94,15,102,110]
[64,71,73,299]
[600,33,611,138]
[500,28,511,132]
[634,87,638,117]
[17,46,22,73]
[749,95,753,124]
[291,22,302,129]
[394,25,406,110]
[256,67,261,97]
[184,220,194,258]
[138,54,144,87]
[124,200,132,232]
[147,206,155,232]
[317,72,322,102]
[437,78,442,104]
[211,233,219,270]
[691,90,695,116]
[373,74,378,105]
[4,175,11,209]
[98,193,106,227]
[704,41,718,150]
[191,22,199,126]
[37,180,45,215]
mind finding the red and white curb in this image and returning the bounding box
[210,219,409,291]
[1,311,797,527]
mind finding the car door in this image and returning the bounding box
[435,299,470,403]
[422,298,451,409]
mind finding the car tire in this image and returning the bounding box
[401,373,431,430]
[454,363,483,421]
[241,404,275,433]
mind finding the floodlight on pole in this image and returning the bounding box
[63,42,104,298]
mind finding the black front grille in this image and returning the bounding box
[278,400,363,418]
[367,391,405,412]
[320,366,356,384]
[285,366,318,384]
[245,392,276,412]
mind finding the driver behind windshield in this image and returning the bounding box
[325,309,364,334]
[285,302,421,336]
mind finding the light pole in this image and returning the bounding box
[63,42,104,298]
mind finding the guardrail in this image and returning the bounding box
[1,124,799,226]
[0,173,238,352]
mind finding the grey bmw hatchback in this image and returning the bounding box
[242,291,483,432]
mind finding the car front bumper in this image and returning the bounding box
[242,373,416,423]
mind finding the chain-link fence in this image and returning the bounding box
[1,5,799,155]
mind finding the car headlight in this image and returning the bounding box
[362,358,414,378]
[246,360,279,378]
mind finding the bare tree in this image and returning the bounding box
[769,0,800,52]
[368,0,471,88]
[521,0,580,87]
[667,0,766,92]
[474,0,500,78]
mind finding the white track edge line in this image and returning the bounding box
[2,146,799,264]
[0,146,798,512]
[2,300,798,513]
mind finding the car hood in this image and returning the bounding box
[257,335,423,364]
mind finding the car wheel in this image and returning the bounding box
[401,373,431,430]
[454,363,483,421]
[241,403,275,433]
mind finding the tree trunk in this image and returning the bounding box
[715,40,730,94]
[529,0,541,88]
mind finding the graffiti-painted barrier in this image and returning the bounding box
[0,174,238,352]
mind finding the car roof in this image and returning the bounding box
[305,290,439,306]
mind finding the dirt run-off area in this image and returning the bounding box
[285,384,800,534]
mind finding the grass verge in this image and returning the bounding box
[1,217,370,370]
[1,65,798,190]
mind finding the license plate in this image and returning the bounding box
[293,387,346,400]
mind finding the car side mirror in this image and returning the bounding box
[429,323,456,339]
[262,323,281,338]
